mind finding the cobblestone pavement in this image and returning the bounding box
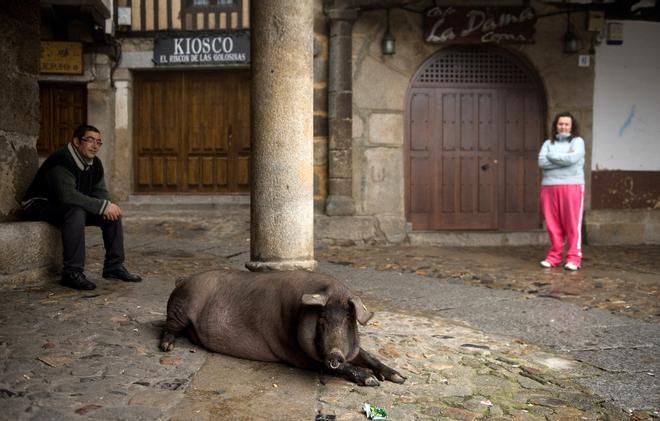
[317,244,660,322]
[0,207,658,420]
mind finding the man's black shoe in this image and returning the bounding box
[103,267,142,282]
[61,271,96,290]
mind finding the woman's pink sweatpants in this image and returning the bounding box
[540,184,585,267]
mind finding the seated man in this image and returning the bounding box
[21,124,141,290]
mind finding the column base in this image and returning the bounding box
[325,195,355,216]
[245,259,318,272]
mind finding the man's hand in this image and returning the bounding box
[104,203,123,221]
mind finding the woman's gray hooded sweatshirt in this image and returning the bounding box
[538,134,585,186]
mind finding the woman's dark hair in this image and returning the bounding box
[73,124,100,141]
[550,112,579,143]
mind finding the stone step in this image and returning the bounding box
[120,194,249,211]
[408,230,549,247]
[0,221,61,288]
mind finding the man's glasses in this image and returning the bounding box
[81,137,103,147]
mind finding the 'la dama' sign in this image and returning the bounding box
[424,6,536,44]
[154,31,249,65]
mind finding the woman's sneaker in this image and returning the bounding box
[539,260,553,268]
[564,262,579,271]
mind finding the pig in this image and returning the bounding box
[160,268,406,387]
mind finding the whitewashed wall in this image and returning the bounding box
[592,20,660,171]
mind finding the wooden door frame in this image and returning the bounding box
[404,45,548,231]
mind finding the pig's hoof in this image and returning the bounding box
[160,340,175,352]
[364,375,380,387]
[389,372,406,384]
[160,332,176,352]
[375,367,406,384]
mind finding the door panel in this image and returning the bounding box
[38,84,87,156]
[430,89,498,230]
[501,88,542,229]
[407,89,434,226]
[134,70,250,194]
[231,71,251,191]
[460,94,475,151]
[135,73,181,191]
[185,72,230,191]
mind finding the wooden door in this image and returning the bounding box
[500,88,544,229]
[134,70,250,193]
[406,47,543,231]
[408,88,498,230]
[38,83,87,156]
[135,72,181,192]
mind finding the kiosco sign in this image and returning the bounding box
[154,31,250,65]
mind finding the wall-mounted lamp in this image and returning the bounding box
[381,9,396,55]
[563,12,578,53]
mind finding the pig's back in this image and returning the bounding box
[183,269,334,363]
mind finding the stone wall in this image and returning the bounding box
[87,54,117,199]
[313,0,329,212]
[0,0,40,221]
[586,209,660,245]
[0,1,63,287]
[348,2,594,226]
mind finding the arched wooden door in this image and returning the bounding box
[405,47,545,231]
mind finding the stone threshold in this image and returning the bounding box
[408,230,549,247]
[122,194,250,211]
[120,197,659,245]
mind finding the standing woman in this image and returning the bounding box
[538,112,586,271]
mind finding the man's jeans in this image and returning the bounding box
[22,202,125,274]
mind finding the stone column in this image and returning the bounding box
[87,54,116,192]
[111,74,133,201]
[246,0,316,272]
[325,5,357,216]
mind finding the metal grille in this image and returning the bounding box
[416,50,530,85]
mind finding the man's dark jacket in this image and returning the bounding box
[22,143,110,215]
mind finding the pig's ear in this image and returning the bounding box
[302,293,328,307]
[350,297,373,325]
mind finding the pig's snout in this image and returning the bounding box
[326,349,345,370]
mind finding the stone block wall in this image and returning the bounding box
[0,0,40,221]
[0,222,62,287]
[313,0,329,212]
[586,209,660,245]
[0,2,63,286]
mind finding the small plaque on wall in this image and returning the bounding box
[40,42,83,75]
[607,22,623,45]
